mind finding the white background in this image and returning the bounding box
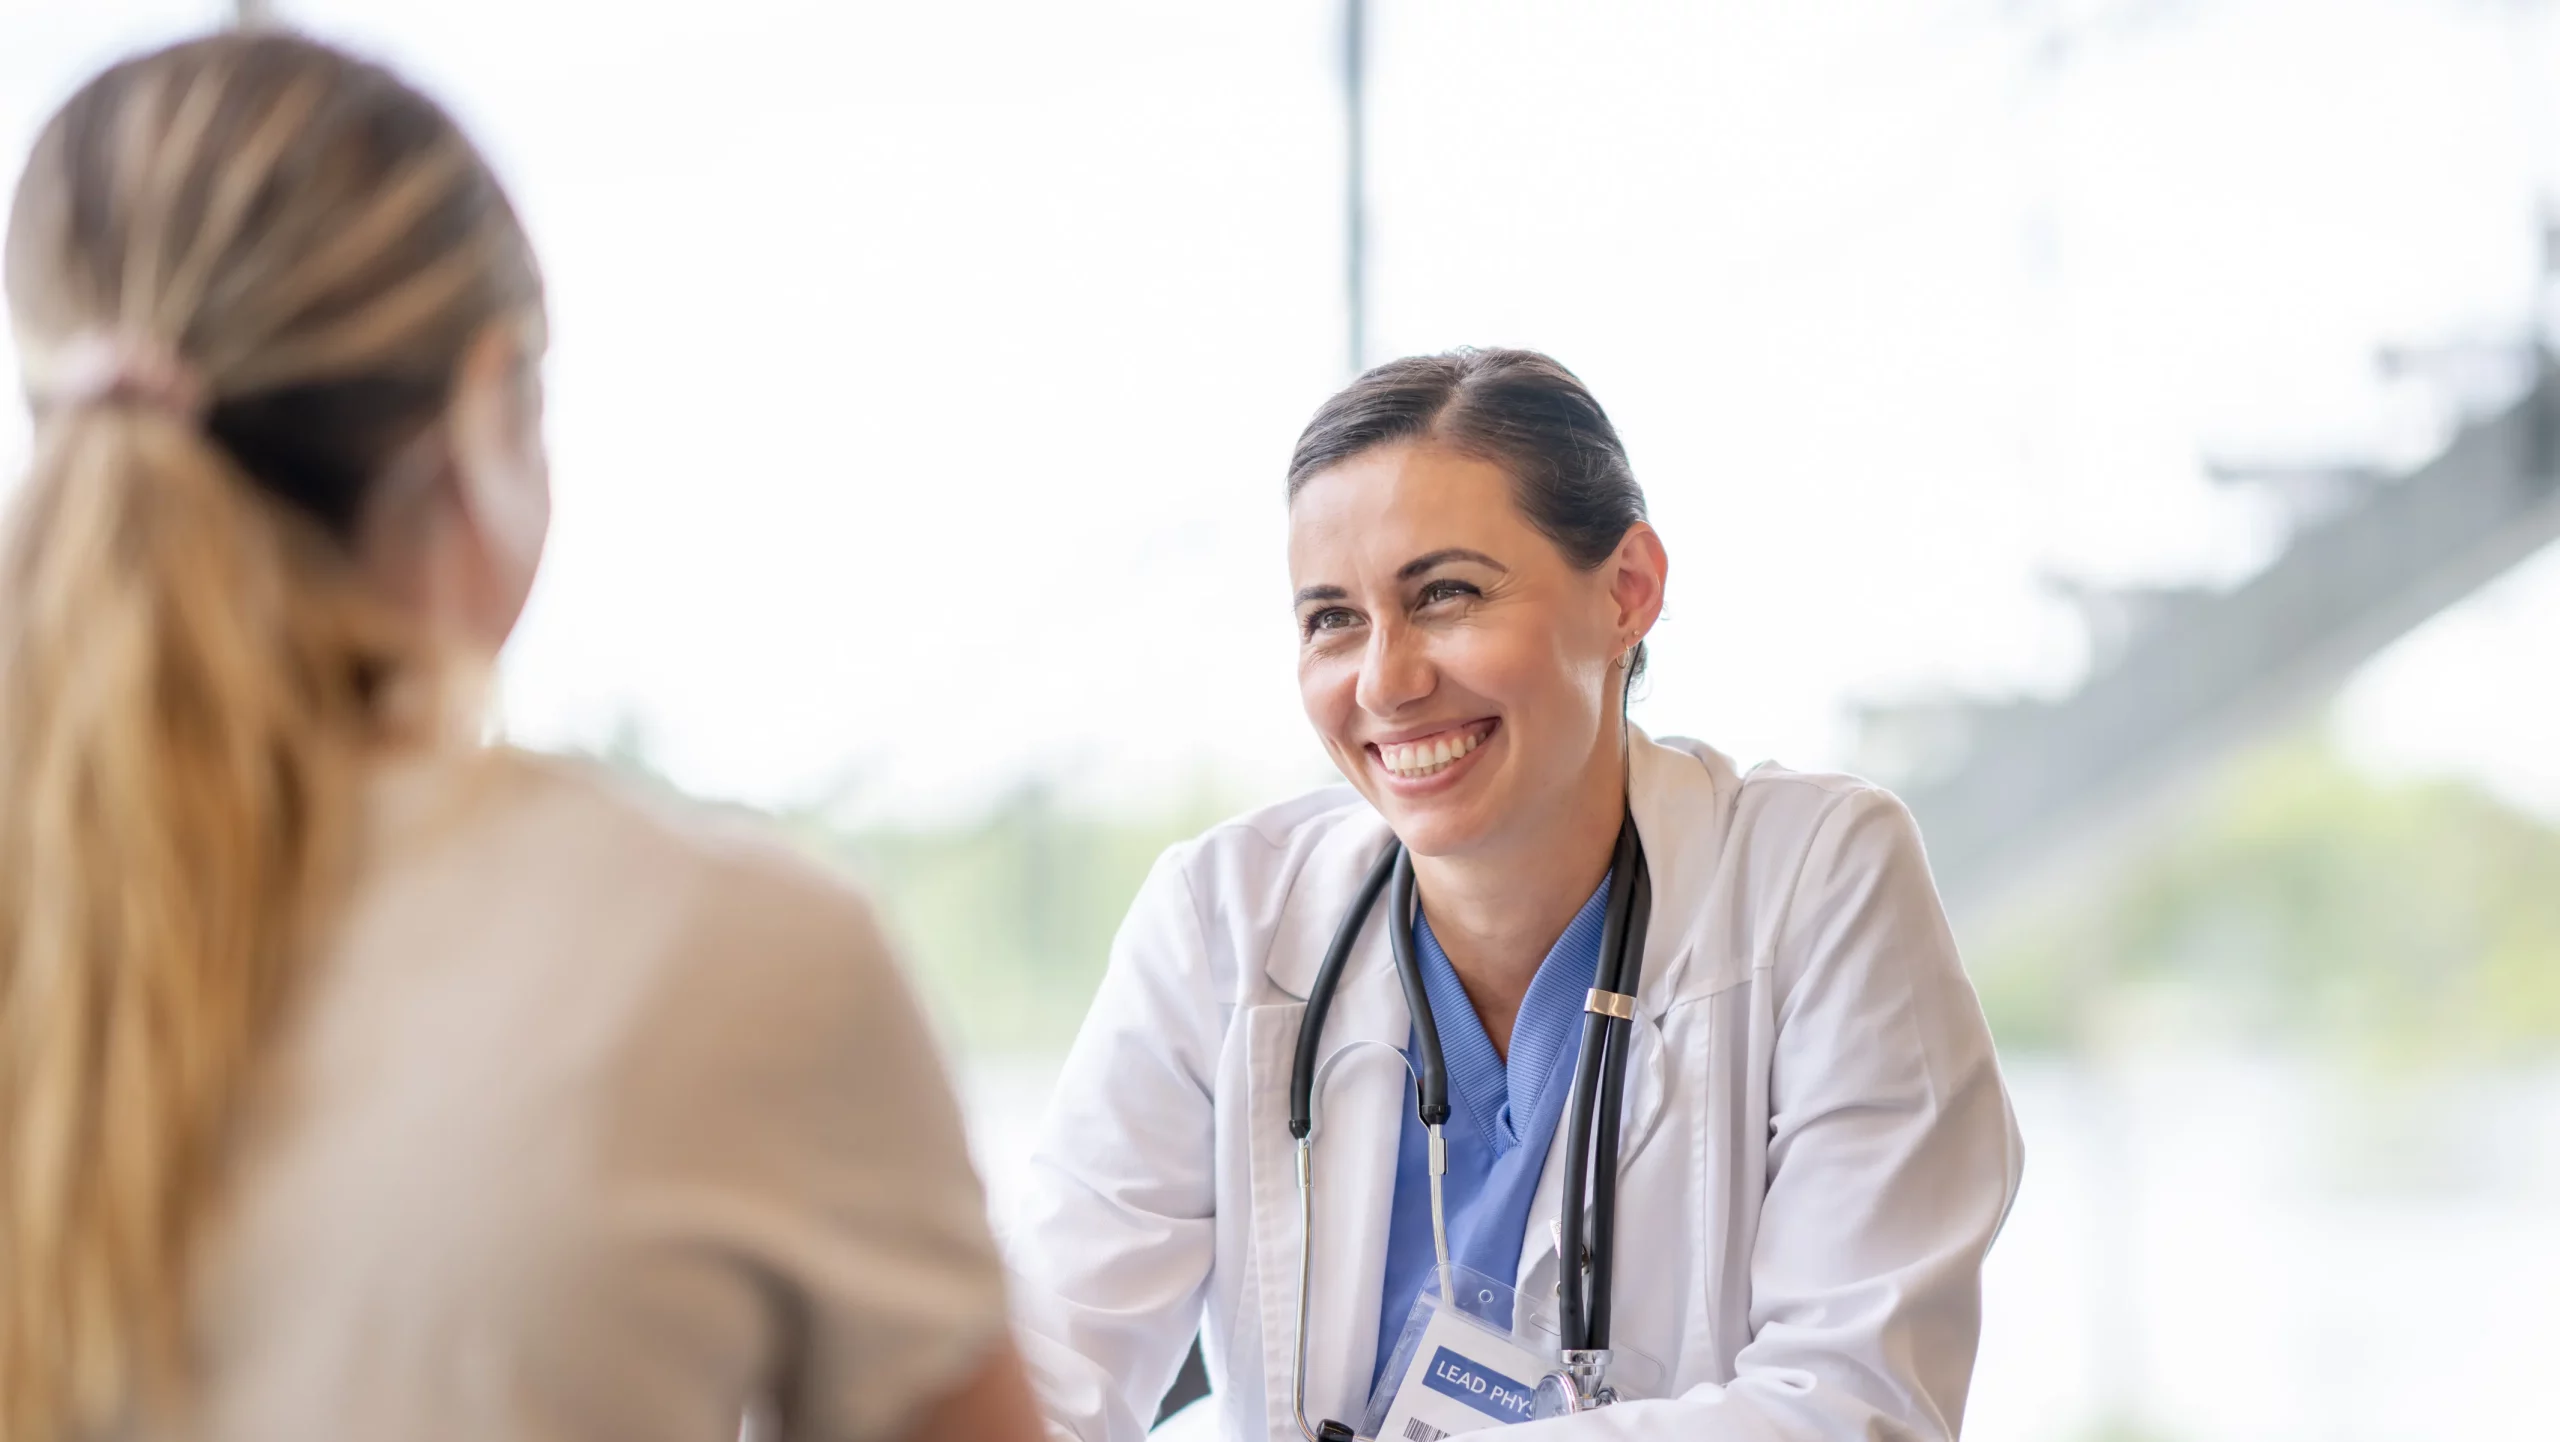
[5,0,2555,824]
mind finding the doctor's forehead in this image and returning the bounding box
[1285,442,1532,575]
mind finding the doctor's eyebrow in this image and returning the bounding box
[1293,550,1508,606]
[1397,548,1508,580]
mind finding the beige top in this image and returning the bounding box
[161,748,1006,1442]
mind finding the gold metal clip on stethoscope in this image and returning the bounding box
[1286,815,1653,1440]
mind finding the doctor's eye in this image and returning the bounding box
[1301,606,1362,639]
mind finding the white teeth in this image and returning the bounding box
[1380,728,1486,779]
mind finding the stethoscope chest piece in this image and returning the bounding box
[1531,1349,1617,1419]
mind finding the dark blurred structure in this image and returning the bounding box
[1861,325,2559,926]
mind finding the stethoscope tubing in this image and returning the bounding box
[1567,834,1650,1352]
[1288,813,1649,1439]
[1288,844,1402,1142]
[1385,850,1452,1128]
[1555,818,1650,1353]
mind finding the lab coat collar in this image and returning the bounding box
[1262,727,1733,1023]
[1623,725,1734,1017]
[1260,803,1396,1002]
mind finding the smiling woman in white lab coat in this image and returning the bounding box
[1003,348,2023,1442]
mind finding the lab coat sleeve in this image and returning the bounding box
[1002,843,1223,1442]
[1520,785,2024,1441]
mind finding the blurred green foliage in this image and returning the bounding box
[574,715,1234,1055]
[1970,736,2560,1066]
[789,783,1239,1055]
[585,719,2560,1066]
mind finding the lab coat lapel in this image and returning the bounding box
[1246,844,1412,1440]
[1625,727,1724,1019]
[1510,1015,1669,1308]
[1509,732,1711,1315]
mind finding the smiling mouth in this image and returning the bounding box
[1368,719,1498,780]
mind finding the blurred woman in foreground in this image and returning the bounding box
[0,32,1038,1442]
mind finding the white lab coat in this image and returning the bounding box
[1004,732,2024,1442]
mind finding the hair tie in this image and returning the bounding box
[37,330,209,423]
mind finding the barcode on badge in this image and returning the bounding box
[1401,1420,1447,1442]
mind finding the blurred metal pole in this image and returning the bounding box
[1342,0,1369,376]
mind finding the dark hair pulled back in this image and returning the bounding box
[1286,346,1651,689]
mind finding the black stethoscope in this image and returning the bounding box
[1286,812,1653,1440]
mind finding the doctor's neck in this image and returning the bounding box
[1407,721,1629,1060]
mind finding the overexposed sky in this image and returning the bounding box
[4,0,2556,821]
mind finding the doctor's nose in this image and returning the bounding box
[1355,624,1435,718]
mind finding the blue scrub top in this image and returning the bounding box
[1369,874,1612,1393]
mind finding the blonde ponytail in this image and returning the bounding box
[0,405,390,1438]
[0,33,538,1439]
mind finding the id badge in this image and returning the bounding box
[1362,1265,1555,1440]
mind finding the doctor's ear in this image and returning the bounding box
[1607,522,1667,644]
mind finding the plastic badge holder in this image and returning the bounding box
[1358,1263,1672,1440]
[1361,1264,1554,1441]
